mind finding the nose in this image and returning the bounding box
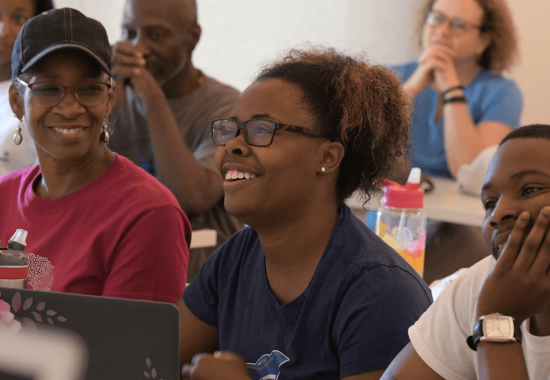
[225,130,251,157]
[52,89,86,119]
[489,197,518,229]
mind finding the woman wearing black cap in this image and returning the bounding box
[0,8,190,303]
[0,0,54,177]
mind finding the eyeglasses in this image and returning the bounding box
[210,118,333,147]
[426,11,484,35]
[16,78,112,107]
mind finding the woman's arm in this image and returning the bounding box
[176,297,219,366]
[443,106,512,177]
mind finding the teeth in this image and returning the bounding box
[54,127,83,135]
[225,169,256,181]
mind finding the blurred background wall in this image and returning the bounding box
[56,0,549,126]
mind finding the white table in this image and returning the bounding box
[346,176,486,227]
[189,229,217,249]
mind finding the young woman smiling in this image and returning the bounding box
[0,8,190,302]
[178,48,432,380]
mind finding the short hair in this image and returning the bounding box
[418,0,518,73]
[499,124,550,146]
[34,0,55,15]
[256,47,411,204]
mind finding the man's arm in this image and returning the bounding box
[112,42,224,218]
[381,343,444,380]
[134,77,224,219]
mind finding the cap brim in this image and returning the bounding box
[21,43,112,77]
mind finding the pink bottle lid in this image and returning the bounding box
[381,168,424,209]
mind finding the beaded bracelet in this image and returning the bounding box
[443,96,467,105]
[442,85,464,96]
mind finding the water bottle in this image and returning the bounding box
[376,168,426,277]
[0,229,29,288]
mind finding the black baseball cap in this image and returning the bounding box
[11,8,112,81]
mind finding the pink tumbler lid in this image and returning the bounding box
[381,168,424,209]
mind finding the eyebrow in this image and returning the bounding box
[482,170,550,192]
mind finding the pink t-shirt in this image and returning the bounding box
[0,154,190,303]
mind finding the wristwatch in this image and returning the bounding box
[467,313,522,351]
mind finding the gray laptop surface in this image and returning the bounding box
[0,287,180,380]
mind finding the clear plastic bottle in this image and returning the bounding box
[375,168,427,277]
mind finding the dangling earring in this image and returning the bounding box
[100,124,110,144]
[321,167,326,173]
[13,115,26,146]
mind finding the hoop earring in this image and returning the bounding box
[100,124,110,144]
[13,116,26,146]
[321,167,326,173]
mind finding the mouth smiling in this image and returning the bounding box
[224,169,257,182]
[52,127,85,135]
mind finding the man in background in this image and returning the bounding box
[110,0,242,280]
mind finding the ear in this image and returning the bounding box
[9,83,24,119]
[187,23,201,52]
[318,141,345,175]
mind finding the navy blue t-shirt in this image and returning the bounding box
[184,205,432,379]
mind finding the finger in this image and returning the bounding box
[498,211,530,268]
[181,363,195,379]
[213,351,249,371]
[516,207,550,270]
[530,207,550,273]
[112,66,141,83]
[112,52,146,68]
[112,41,143,57]
[425,44,457,58]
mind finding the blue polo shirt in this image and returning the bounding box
[184,205,432,379]
[393,61,522,178]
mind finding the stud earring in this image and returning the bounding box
[13,116,26,146]
[321,167,326,173]
[100,124,110,144]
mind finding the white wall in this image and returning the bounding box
[56,0,549,125]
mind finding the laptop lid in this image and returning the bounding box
[0,287,180,380]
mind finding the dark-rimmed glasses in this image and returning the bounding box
[426,11,484,35]
[211,118,333,147]
[17,78,112,107]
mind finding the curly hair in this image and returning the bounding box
[418,0,518,73]
[256,47,411,204]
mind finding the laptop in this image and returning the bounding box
[0,287,180,380]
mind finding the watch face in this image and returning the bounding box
[484,316,514,340]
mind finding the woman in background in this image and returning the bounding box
[0,0,54,176]
[179,48,432,380]
[395,0,521,178]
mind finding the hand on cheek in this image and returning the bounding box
[477,207,550,323]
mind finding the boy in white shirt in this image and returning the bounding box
[383,124,550,380]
